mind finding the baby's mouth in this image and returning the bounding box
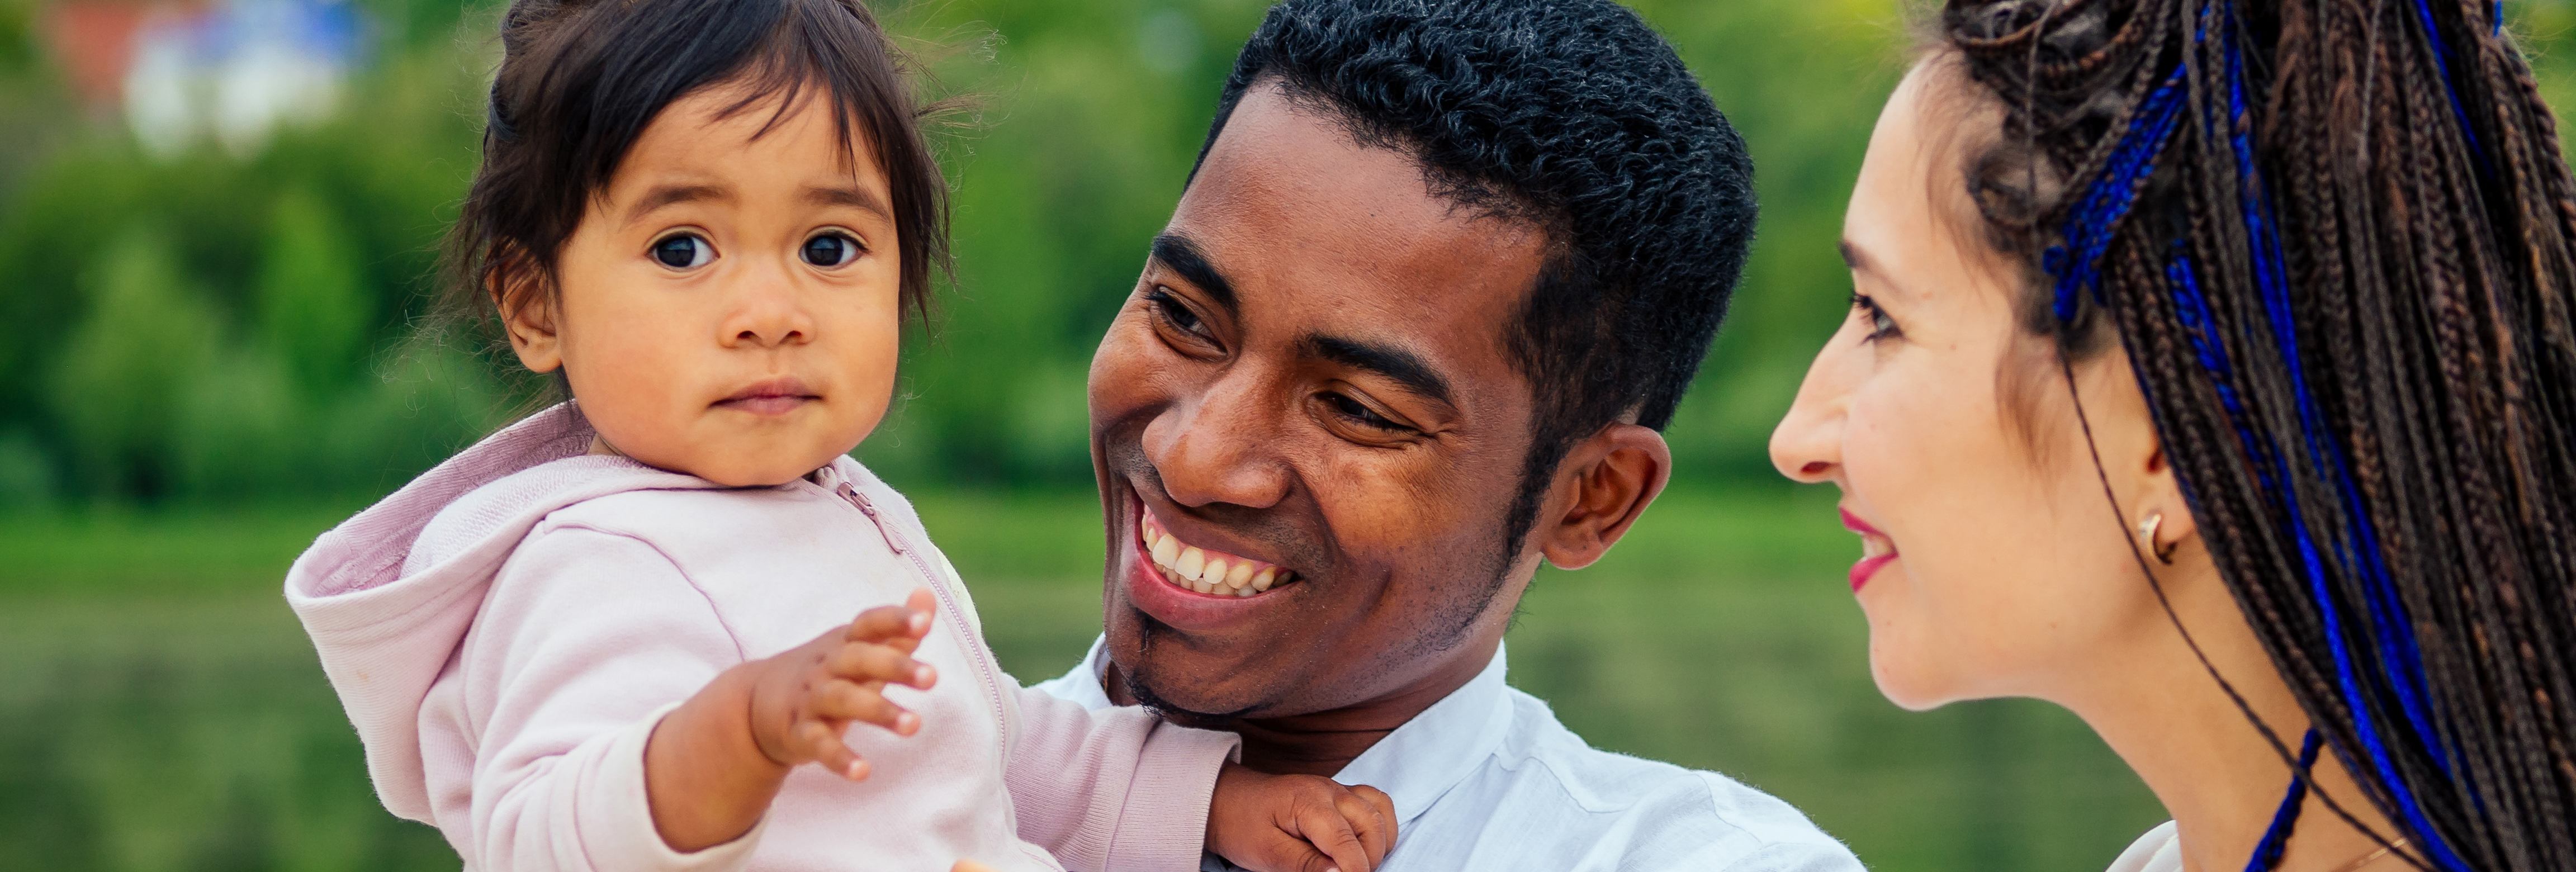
[1138,508,1298,598]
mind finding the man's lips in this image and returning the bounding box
[1136,501,1298,597]
[714,377,820,416]
[1116,494,1306,633]
[1840,507,1897,593]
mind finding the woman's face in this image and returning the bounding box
[1769,61,2174,710]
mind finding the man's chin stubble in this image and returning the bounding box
[1122,617,1266,726]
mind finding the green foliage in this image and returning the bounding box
[2,0,2572,505]
[49,227,224,500]
[255,189,373,400]
[0,0,32,76]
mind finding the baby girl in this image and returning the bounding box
[284,1,1391,870]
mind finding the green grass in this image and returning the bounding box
[0,488,2167,871]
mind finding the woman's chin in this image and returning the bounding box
[1867,640,1955,712]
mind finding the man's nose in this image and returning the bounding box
[719,260,815,348]
[1143,368,1292,511]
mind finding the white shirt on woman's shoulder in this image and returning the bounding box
[1031,638,1863,872]
[2108,822,2183,872]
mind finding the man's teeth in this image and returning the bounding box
[1141,515,1294,596]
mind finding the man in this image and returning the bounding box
[1033,2,1860,869]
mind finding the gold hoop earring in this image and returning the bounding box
[2137,511,2177,565]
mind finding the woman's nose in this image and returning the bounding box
[1770,344,1853,485]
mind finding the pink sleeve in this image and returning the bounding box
[457,523,762,872]
[1003,685,1241,872]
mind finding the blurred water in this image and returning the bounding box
[0,494,2167,871]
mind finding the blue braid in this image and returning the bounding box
[2413,0,2492,175]
[2045,70,2190,323]
[2248,730,2327,872]
[2218,16,2474,869]
[2054,2,2478,868]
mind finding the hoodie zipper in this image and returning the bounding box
[821,469,1013,761]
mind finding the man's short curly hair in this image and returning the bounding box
[1195,0,1757,558]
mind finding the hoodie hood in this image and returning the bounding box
[283,404,721,822]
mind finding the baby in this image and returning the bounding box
[283,1,1391,870]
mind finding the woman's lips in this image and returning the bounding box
[714,377,819,416]
[1840,508,1897,593]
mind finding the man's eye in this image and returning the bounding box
[651,234,713,269]
[1322,392,1410,433]
[1148,288,1205,334]
[802,233,861,268]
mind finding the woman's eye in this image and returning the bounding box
[651,234,712,269]
[802,233,860,268]
[1852,293,1901,342]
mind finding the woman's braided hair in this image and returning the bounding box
[1931,0,2576,868]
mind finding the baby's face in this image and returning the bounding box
[509,83,902,486]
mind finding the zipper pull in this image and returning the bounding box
[835,481,907,555]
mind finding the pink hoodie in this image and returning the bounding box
[285,405,1238,872]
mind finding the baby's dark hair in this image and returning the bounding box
[442,0,949,343]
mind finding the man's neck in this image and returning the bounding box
[1106,634,1502,777]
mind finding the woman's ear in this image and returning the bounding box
[493,258,563,374]
[1537,423,1673,570]
[2139,442,2197,548]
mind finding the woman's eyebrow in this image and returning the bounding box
[1840,238,1914,301]
[1838,239,1873,274]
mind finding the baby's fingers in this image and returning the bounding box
[809,678,920,736]
[1290,796,1376,872]
[827,639,937,690]
[1343,785,1395,868]
[845,589,939,645]
[844,602,932,647]
[790,719,869,781]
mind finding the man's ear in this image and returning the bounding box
[1537,423,1671,571]
[493,258,564,374]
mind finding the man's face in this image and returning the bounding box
[1087,84,1553,721]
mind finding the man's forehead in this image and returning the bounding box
[1165,88,1548,365]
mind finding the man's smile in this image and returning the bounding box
[1140,505,1300,596]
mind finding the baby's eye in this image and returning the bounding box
[651,234,713,269]
[802,232,861,268]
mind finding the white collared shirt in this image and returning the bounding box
[1030,638,1863,872]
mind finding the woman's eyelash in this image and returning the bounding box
[1851,293,1901,342]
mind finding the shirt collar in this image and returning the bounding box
[1067,638,1516,829]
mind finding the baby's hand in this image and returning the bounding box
[1206,762,1396,872]
[746,589,939,780]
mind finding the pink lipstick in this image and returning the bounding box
[1840,508,1897,593]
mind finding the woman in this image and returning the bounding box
[1769,1,2576,870]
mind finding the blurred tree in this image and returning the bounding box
[48,225,222,501]
[254,188,372,400]
[2,0,2571,506]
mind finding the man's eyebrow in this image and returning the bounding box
[802,184,892,220]
[626,184,729,225]
[1302,334,1455,407]
[1149,233,1238,312]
